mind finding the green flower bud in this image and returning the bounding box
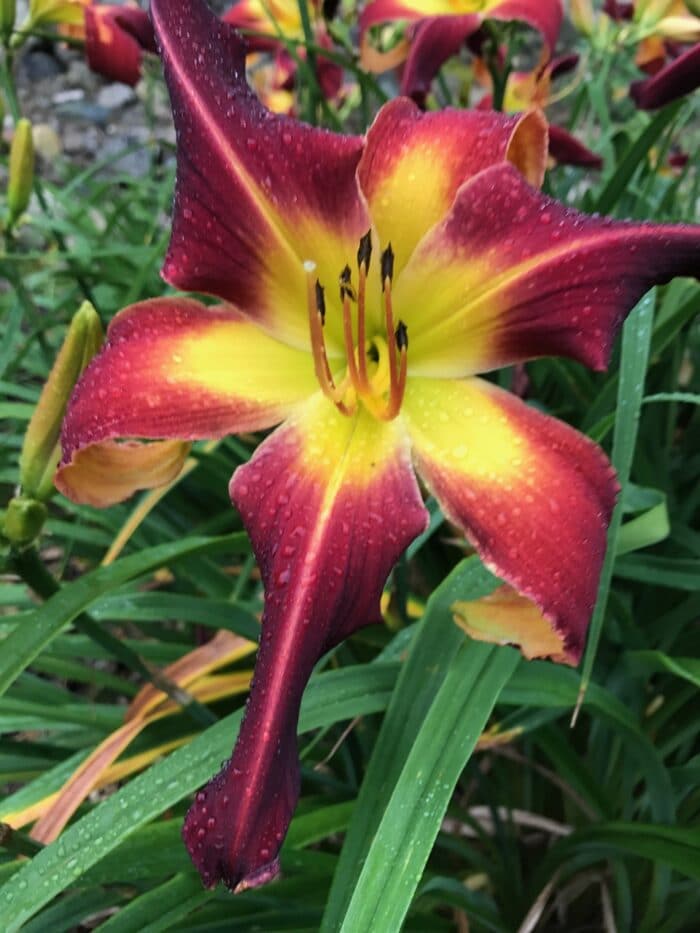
[20,301,103,502]
[1,0,16,41]
[7,118,34,226]
[25,0,83,36]
[2,497,48,548]
[570,0,595,36]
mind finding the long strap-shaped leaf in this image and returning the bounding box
[576,290,655,712]
[0,662,399,930]
[339,642,518,932]
[323,556,516,930]
[0,533,248,698]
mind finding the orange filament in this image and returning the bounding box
[304,236,408,421]
[305,262,355,417]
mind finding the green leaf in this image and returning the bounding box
[0,533,248,698]
[336,643,518,932]
[578,291,655,704]
[0,662,398,930]
[626,651,700,688]
[593,104,683,214]
[322,556,506,931]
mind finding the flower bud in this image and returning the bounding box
[685,0,700,16]
[635,0,676,23]
[570,0,595,36]
[2,497,48,548]
[7,118,34,226]
[655,15,700,41]
[28,0,84,29]
[1,0,16,40]
[20,301,103,502]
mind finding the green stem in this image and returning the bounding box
[11,546,217,728]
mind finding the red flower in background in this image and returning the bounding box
[359,0,564,101]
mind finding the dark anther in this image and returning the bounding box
[315,280,326,324]
[381,244,394,285]
[339,264,356,301]
[357,230,372,270]
[395,320,408,351]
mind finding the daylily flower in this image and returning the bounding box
[359,0,564,101]
[31,0,156,86]
[57,0,700,893]
[475,52,603,169]
[224,0,343,103]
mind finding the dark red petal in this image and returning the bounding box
[84,5,155,86]
[548,124,603,169]
[549,52,579,79]
[182,399,427,891]
[395,163,700,376]
[603,0,633,20]
[150,0,368,347]
[405,377,619,664]
[631,43,700,110]
[400,15,482,103]
[56,297,316,506]
[358,98,547,275]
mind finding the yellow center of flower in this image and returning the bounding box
[304,232,408,421]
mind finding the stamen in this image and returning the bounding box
[340,267,361,391]
[356,231,372,393]
[385,321,408,420]
[304,262,354,415]
[379,249,406,421]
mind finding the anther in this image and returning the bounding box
[357,230,372,271]
[381,243,394,286]
[315,280,326,325]
[395,320,408,352]
[356,235,371,393]
[339,264,356,302]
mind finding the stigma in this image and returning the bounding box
[304,233,408,421]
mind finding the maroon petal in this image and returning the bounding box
[84,5,155,86]
[400,15,482,103]
[603,0,633,20]
[631,43,700,110]
[548,124,603,169]
[150,0,368,349]
[392,163,700,376]
[182,398,427,891]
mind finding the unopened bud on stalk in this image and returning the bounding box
[570,0,595,35]
[635,0,676,23]
[2,497,48,548]
[7,118,34,226]
[1,0,16,41]
[655,15,700,40]
[20,301,103,502]
[27,0,84,29]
